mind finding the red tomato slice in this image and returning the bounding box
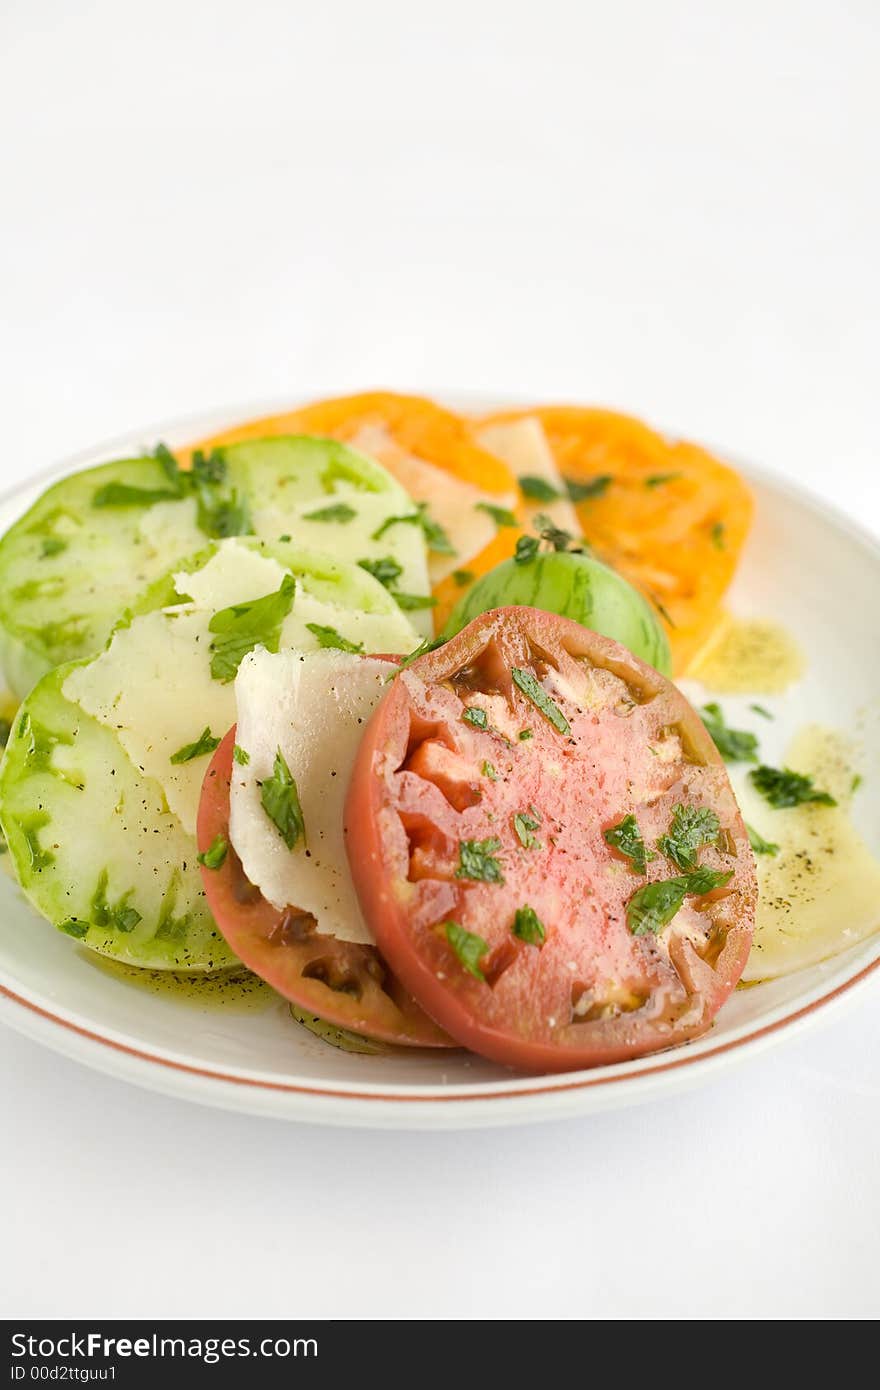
[344,608,756,1071]
[197,729,453,1048]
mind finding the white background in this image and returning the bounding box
[1,0,878,1320]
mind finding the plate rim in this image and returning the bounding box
[2,395,879,1123]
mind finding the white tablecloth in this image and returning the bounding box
[1,0,878,1320]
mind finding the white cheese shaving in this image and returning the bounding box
[229,648,393,943]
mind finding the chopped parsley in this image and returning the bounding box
[482,761,498,781]
[452,568,475,587]
[260,748,306,850]
[746,823,779,856]
[303,502,357,523]
[710,521,726,550]
[511,668,570,736]
[657,803,720,871]
[357,556,403,589]
[396,635,445,670]
[626,867,733,936]
[603,814,654,874]
[170,727,221,764]
[417,506,456,555]
[462,707,489,730]
[444,921,489,980]
[58,918,89,939]
[372,503,455,553]
[188,449,253,539]
[700,703,759,763]
[532,514,578,552]
[305,622,364,653]
[456,837,504,884]
[565,475,611,502]
[233,744,250,766]
[476,502,518,529]
[518,728,533,741]
[40,537,67,558]
[851,773,863,794]
[512,905,545,946]
[394,592,438,611]
[190,448,226,486]
[749,765,837,809]
[750,703,773,720]
[513,807,541,849]
[514,535,540,564]
[196,489,252,540]
[197,834,229,870]
[208,573,296,682]
[645,472,682,488]
[92,481,182,508]
[518,475,560,502]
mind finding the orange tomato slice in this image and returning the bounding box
[187,392,524,633]
[476,407,753,672]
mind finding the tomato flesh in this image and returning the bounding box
[197,729,453,1048]
[345,607,756,1071]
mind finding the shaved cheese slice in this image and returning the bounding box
[63,540,418,837]
[230,648,393,943]
[477,417,581,537]
[349,423,516,583]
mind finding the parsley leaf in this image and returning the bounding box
[750,703,774,720]
[394,592,438,611]
[532,514,578,552]
[305,622,364,653]
[749,765,837,809]
[92,481,182,508]
[40,537,67,558]
[747,823,779,856]
[462,707,489,730]
[233,744,250,766]
[514,535,540,564]
[396,635,445,670]
[482,761,498,781]
[565,475,612,502]
[645,472,682,488]
[626,867,733,936]
[261,748,306,849]
[445,921,489,980]
[518,728,533,741]
[196,488,253,540]
[452,568,475,587]
[208,572,296,682]
[519,475,560,502]
[416,503,456,555]
[512,905,545,945]
[511,668,570,736]
[358,556,403,589]
[700,703,759,763]
[170,727,221,764]
[476,502,518,529]
[657,803,720,871]
[710,521,726,550]
[190,448,227,486]
[456,837,504,884]
[513,807,541,849]
[303,502,357,523]
[603,814,654,874]
[58,918,89,939]
[197,834,228,870]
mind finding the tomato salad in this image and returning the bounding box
[0,392,792,1075]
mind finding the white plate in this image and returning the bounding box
[1,400,878,1128]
